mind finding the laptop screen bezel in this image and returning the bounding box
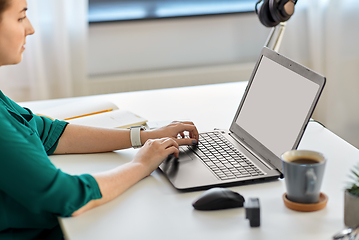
[229,47,326,173]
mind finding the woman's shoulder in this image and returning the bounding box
[0,90,12,105]
[0,91,33,116]
[0,96,33,134]
[0,99,9,116]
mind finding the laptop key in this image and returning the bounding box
[237,174,251,178]
[206,162,216,167]
[224,163,233,168]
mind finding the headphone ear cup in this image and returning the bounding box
[258,0,280,27]
[269,0,283,22]
[269,0,292,22]
[279,0,295,21]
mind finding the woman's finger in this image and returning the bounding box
[176,137,198,146]
[179,132,185,138]
[164,146,180,158]
[178,123,199,140]
[161,137,179,150]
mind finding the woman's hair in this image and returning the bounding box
[0,0,10,21]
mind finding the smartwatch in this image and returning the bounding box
[130,125,146,148]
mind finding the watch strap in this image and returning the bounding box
[130,126,145,148]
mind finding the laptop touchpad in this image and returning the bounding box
[178,146,195,161]
[160,147,194,179]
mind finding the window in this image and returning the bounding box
[89,0,258,23]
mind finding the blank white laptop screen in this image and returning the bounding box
[235,56,319,157]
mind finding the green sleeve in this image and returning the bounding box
[32,115,68,155]
[3,95,67,155]
[0,106,102,217]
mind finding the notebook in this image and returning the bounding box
[159,47,326,191]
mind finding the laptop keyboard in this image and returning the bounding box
[188,132,265,180]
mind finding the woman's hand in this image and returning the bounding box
[133,137,180,177]
[73,137,179,216]
[141,121,199,146]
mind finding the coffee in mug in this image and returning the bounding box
[291,158,319,164]
[281,150,326,204]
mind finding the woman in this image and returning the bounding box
[0,0,199,239]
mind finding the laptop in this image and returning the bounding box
[159,47,326,191]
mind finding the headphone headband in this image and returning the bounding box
[255,0,263,15]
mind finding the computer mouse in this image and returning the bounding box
[192,187,245,211]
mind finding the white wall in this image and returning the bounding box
[87,13,272,94]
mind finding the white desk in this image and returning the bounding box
[22,82,359,240]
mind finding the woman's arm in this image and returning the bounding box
[54,121,199,154]
[54,121,199,216]
[71,137,179,216]
[53,124,133,154]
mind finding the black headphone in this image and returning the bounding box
[255,0,297,27]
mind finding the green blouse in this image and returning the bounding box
[0,91,102,240]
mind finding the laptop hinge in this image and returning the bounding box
[229,132,276,171]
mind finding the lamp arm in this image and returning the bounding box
[264,22,287,52]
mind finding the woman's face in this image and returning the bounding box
[0,0,34,66]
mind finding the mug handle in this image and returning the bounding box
[305,168,317,195]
